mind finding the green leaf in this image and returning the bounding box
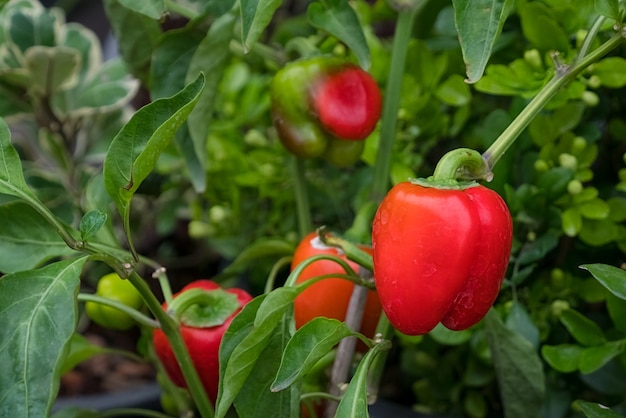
[505,301,540,349]
[272,318,354,391]
[254,286,299,327]
[118,0,164,19]
[150,28,204,100]
[234,315,299,417]
[579,341,625,374]
[240,0,282,53]
[24,46,81,95]
[79,210,108,241]
[0,202,76,273]
[103,73,205,227]
[541,344,584,373]
[580,264,626,300]
[485,309,545,418]
[575,400,626,418]
[0,117,37,200]
[59,333,115,375]
[307,0,371,69]
[54,59,140,117]
[606,292,626,332]
[562,207,582,237]
[434,73,471,106]
[579,199,610,220]
[218,237,295,278]
[560,309,606,346]
[579,219,618,247]
[185,13,236,192]
[592,57,626,88]
[102,0,161,84]
[607,197,626,222]
[452,0,514,83]
[594,0,620,20]
[6,5,57,53]
[216,294,293,418]
[0,257,88,417]
[335,342,389,418]
[518,2,569,53]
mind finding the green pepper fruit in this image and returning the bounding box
[270,56,381,165]
[85,272,144,331]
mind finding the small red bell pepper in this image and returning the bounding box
[152,280,253,403]
[372,181,512,335]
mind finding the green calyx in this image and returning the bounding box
[412,148,492,190]
[167,288,239,328]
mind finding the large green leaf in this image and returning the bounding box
[216,290,296,418]
[581,264,626,300]
[0,201,75,273]
[0,257,88,417]
[452,0,514,83]
[272,317,354,391]
[542,344,584,373]
[307,0,370,69]
[185,13,236,192]
[103,73,205,226]
[239,0,282,53]
[485,309,545,418]
[234,314,299,417]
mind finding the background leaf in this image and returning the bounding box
[452,0,514,83]
[0,117,36,199]
[240,0,282,53]
[117,0,164,19]
[0,202,76,274]
[560,309,606,346]
[307,0,370,69]
[485,309,545,418]
[0,257,87,417]
[185,13,236,192]
[581,264,626,300]
[576,400,626,418]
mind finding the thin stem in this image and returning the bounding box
[365,314,393,402]
[152,266,173,305]
[126,272,215,418]
[292,156,313,238]
[483,31,625,171]
[576,16,607,63]
[370,7,419,202]
[77,293,159,328]
[264,255,293,294]
[325,269,371,418]
[100,409,173,418]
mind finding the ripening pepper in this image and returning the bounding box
[152,280,253,403]
[291,232,382,340]
[371,181,513,335]
[270,56,381,166]
[85,272,144,331]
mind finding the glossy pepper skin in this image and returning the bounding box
[371,182,513,335]
[292,232,382,339]
[152,280,253,403]
[270,56,381,166]
[85,272,143,331]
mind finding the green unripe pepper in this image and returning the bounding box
[85,272,144,330]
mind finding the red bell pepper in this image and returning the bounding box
[152,280,253,403]
[371,181,512,335]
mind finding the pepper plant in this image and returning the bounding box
[0,1,625,418]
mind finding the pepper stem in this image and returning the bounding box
[432,148,491,182]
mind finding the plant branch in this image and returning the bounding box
[483,30,625,173]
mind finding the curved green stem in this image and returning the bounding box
[483,31,625,173]
[126,272,215,418]
[577,15,607,63]
[370,7,419,202]
[78,293,159,328]
[432,148,490,182]
[292,156,313,238]
[264,255,293,294]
